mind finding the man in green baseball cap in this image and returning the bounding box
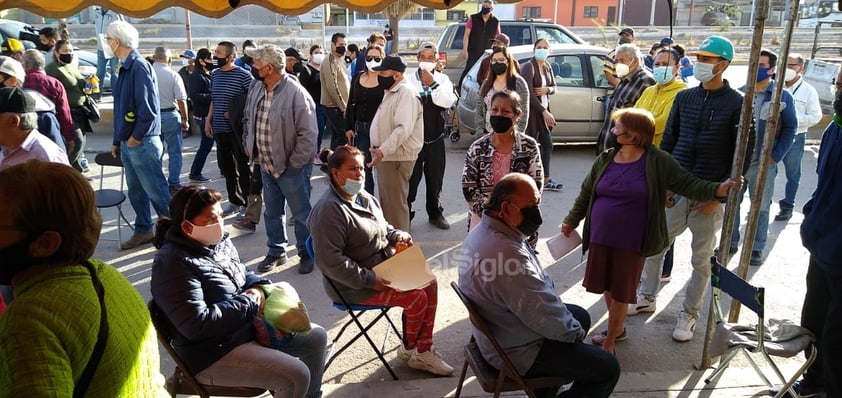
[689,35,734,62]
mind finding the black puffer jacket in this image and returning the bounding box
[151,229,270,374]
[661,79,755,182]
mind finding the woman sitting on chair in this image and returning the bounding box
[150,185,326,398]
[309,145,454,376]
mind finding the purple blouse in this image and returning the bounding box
[589,154,649,253]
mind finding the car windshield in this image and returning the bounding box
[536,27,579,44]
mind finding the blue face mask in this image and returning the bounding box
[652,66,674,85]
[756,66,771,82]
[534,49,549,61]
[341,177,364,196]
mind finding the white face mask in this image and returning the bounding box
[615,62,630,78]
[418,61,437,73]
[366,60,381,70]
[186,220,224,246]
[100,33,115,59]
[312,53,325,65]
[784,68,798,82]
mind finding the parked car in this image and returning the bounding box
[453,44,610,146]
[0,19,39,50]
[435,20,585,84]
[75,49,111,92]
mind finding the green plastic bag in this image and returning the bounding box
[257,282,311,334]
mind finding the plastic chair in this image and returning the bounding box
[704,259,816,398]
[450,282,570,398]
[147,300,267,398]
[93,152,133,247]
[305,237,403,380]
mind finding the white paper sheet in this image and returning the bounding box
[373,244,436,292]
[546,231,583,261]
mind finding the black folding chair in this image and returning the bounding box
[93,152,133,247]
[305,237,403,380]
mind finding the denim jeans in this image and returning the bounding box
[351,121,375,194]
[96,49,118,94]
[526,304,620,398]
[779,133,806,210]
[196,325,327,398]
[800,257,842,396]
[315,104,326,153]
[120,136,171,234]
[189,117,216,177]
[160,110,183,187]
[323,106,347,150]
[731,158,777,252]
[261,164,312,257]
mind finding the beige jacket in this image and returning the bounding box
[319,53,349,111]
[370,80,424,162]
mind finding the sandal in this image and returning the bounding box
[543,180,563,191]
[591,328,627,345]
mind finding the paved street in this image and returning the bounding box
[82,127,822,396]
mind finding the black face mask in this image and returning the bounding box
[251,65,267,81]
[378,75,395,88]
[345,56,353,64]
[489,115,514,133]
[241,55,253,66]
[292,62,306,74]
[201,59,215,71]
[517,205,543,236]
[0,234,39,285]
[491,63,508,76]
[835,89,842,117]
[36,41,52,52]
[213,56,229,68]
[335,46,347,55]
[58,53,73,64]
[481,7,492,14]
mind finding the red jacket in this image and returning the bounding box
[23,70,75,142]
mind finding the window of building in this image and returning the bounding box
[406,7,436,21]
[584,6,598,18]
[523,6,542,19]
[447,10,466,21]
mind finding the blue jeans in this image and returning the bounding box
[189,117,216,177]
[120,136,171,234]
[731,158,777,252]
[95,50,117,92]
[160,110,183,187]
[352,121,375,194]
[315,104,326,153]
[800,257,842,396]
[779,133,806,210]
[262,165,312,257]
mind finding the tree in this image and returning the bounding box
[382,0,416,55]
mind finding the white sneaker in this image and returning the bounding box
[628,295,656,315]
[397,345,416,361]
[408,347,454,376]
[673,311,697,342]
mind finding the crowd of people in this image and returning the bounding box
[0,12,840,398]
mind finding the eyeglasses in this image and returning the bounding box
[365,56,382,62]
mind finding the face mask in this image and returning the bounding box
[100,34,114,59]
[58,53,73,64]
[312,53,325,64]
[784,68,797,82]
[341,177,364,196]
[241,55,253,66]
[36,41,52,52]
[0,235,39,285]
[366,60,381,70]
[756,66,771,82]
[615,62,630,77]
[652,66,674,85]
[251,65,264,81]
[618,37,632,45]
[694,61,718,83]
[213,56,228,68]
[202,59,215,70]
[489,115,514,133]
[481,7,492,14]
[534,49,549,61]
[186,220,224,246]
[344,56,353,64]
[292,62,305,74]
[378,75,396,88]
[516,205,543,236]
[335,46,347,55]
[491,63,507,76]
[418,61,437,73]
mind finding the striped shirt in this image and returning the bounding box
[209,66,253,133]
[256,82,276,177]
[153,62,187,110]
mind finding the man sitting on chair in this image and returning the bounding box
[458,173,620,398]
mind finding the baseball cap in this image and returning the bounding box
[180,50,196,59]
[619,27,635,36]
[372,55,407,73]
[284,47,307,61]
[0,56,25,82]
[490,33,510,46]
[0,86,35,114]
[690,35,734,62]
[417,41,438,55]
[1,38,24,55]
[660,37,674,46]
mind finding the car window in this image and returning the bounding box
[590,54,611,88]
[501,25,532,46]
[536,26,578,44]
[450,25,465,50]
[549,55,585,87]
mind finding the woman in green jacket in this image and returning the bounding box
[46,39,92,172]
[561,108,738,354]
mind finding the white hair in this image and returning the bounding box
[106,20,139,49]
[616,43,643,66]
[247,44,285,70]
[19,112,37,132]
[21,49,45,71]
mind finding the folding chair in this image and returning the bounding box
[147,300,267,398]
[450,282,570,398]
[704,259,816,398]
[304,237,403,380]
[93,152,133,247]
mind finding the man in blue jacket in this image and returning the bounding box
[107,20,171,250]
[731,48,797,266]
[790,70,842,398]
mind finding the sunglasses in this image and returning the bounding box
[365,56,382,62]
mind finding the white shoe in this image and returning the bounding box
[628,295,656,315]
[408,347,454,376]
[397,345,416,361]
[673,311,697,342]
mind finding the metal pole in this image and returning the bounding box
[650,0,657,25]
[689,0,696,26]
[184,9,192,50]
[554,0,559,24]
[698,0,769,371]
[618,0,626,26]
[323,4,328,49]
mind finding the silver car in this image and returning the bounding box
[454,44,611,146]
